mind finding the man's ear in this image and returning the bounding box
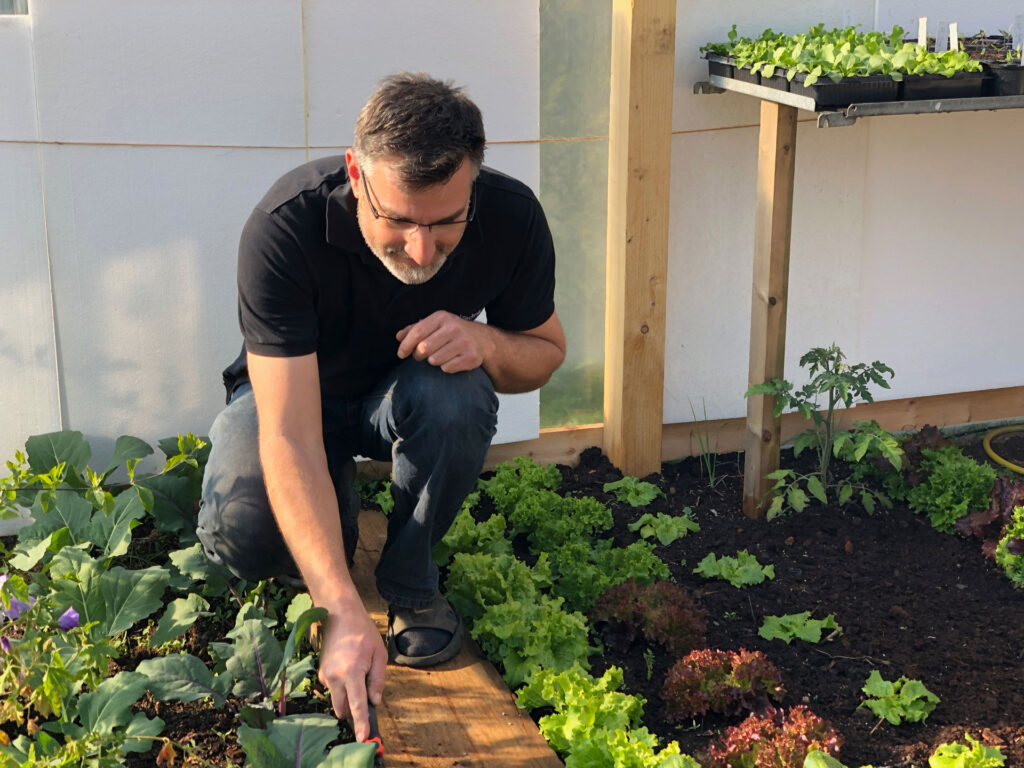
[345,149,361,196]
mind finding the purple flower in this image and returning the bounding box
[0,636,9,653]
[57,606,80,632]
[1,597,33,621]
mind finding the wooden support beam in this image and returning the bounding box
[742,101,798,518]
[603,0,676,478]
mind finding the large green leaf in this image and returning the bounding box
[273,606,327,686]
[88,487,148,560]
[150,594,212,646]
[102,436,154,478]
[25,430,91,474]
[322,742,378,768]
[236,725,290,768]
[122,711,166,753]
[101,565,171,637]
[226,618,285,698]
[168,542,228,595]
[17,491,95,550]
[136,653,231,706]
[75,671,150,732]
[265,714,344,768]
[135,474,197,542]
[50,547,107,633]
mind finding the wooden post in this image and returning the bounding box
[742,101,798,518]
[603,0,676,477]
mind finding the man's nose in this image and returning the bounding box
[403,226,437,266]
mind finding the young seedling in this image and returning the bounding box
[693,550,775,588]
[858,669,939,726]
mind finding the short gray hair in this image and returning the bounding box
[353,72,485,189]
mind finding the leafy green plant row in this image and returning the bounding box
[0,431,377,768]
[703,23,983,85]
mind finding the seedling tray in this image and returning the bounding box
[704,53,734,79]
[985,64,1024,96]
[901,71,985,100]
[761,70,791,92]
[790,72,899,107]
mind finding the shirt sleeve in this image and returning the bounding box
[236,207,319,357]
[484,191,557,332]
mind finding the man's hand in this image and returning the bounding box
[318,601,388,743]
[396,310,493,374]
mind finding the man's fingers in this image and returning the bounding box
[367,645,388,707]
[347,679,371,743]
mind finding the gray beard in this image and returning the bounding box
[376,245,448,285]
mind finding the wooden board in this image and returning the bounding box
[742,101,798,518]
[351,385,1024,480]
[350,510,563,768]
[602,0,676,478]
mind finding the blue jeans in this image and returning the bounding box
[196,358,498,609]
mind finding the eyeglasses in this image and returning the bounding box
[361,170,476,233]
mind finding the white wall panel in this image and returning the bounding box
[859,110,1024,401]
[0,145,61,464]
[663,121,867,425]
[30,0,305,147]
[38,144,306,464]
[875,2,1021,37]
[303,0,540,147]
[0,15,36,141]
[674,0,875,132]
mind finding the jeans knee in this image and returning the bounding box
[197,493,293,581]
[397,362,498,444]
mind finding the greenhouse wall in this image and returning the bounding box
[2,0,1023,472]
[664,0,1024,425]
[0,0,541,467]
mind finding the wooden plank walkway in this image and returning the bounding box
[350,509,563,768]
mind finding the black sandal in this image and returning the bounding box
[387,594,462,667]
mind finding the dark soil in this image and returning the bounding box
[551,428,1024,767]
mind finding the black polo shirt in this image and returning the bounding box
[222,155,556,401]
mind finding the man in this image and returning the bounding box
[196,72,565,743]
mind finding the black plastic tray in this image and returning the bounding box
[704,53,734,79]
[790,72,900,107]
[761,69,791,92]
[900,71,985,100]
[984,64,1024,96]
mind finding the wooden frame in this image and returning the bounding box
[603,0,676,478]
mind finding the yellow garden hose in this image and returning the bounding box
[983,426,1024,475]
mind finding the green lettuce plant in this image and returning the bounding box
[759,612,841,644]
[858,670,939,724]
[516,666,699,768]
[627,510,699,546]
[929,733,1006,768]
[603,477,664,507]
[907,446,995,533]
[693,550,775,587]
[994,505,1024,587]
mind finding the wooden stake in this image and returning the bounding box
[742,101,798,518]
[603,0,676,477]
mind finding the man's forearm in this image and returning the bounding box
[477,323,566,394]
[259,434,361,611]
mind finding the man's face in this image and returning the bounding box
[347,150,474,285]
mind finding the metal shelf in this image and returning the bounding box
[694,74,1024,127]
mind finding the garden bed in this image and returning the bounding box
[525,430,1024,766]
[3,425,1024,767]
